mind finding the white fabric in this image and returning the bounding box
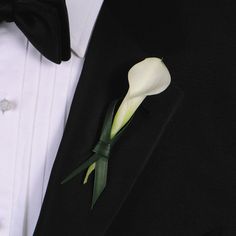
[0,0,103,235]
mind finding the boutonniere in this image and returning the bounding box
[62,57,171,208]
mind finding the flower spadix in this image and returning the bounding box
[110,57,171,138]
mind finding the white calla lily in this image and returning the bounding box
[111,57,171,138]
[84,57,171,185]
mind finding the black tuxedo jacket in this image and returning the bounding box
[34,1,236,235]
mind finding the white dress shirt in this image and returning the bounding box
[0,0,103,235]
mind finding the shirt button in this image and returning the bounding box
[0,99,15,113]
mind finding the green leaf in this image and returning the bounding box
[62,100,134,209]
[61,153,100,184]
[91,158,108,209]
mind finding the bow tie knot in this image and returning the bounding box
[0,1,14,22]
[0,0,71,64]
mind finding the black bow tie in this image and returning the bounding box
[0,0,71,64]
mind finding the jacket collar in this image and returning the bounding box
[34,4,184,235]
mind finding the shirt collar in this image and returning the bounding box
[66,0,104,58]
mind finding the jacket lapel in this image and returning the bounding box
[34,4,184,236]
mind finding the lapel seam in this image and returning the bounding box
[103,85,184,235]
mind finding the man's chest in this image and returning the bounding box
[0,22,82,235]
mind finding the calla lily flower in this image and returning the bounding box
[110,57,171,138]
[83,57,171,190]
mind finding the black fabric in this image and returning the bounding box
[0,0,71,64]
[34,0,236,235]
